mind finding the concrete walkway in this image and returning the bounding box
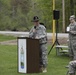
[0,31,69,39]
[0,31,69,45]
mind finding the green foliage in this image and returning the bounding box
[30,0,53,29]
[0,0,31,31]
[0,0,76,32]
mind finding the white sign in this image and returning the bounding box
[18,38,27,73]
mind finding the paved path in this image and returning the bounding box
[0,31,69,39]
[0,31,69,45]
[0,40,17,45]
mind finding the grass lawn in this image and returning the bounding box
[0,44,70,75]
[0,35,16,42]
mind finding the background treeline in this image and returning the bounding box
[0,0,76,32]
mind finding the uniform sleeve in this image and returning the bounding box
[29,27,35,38]
[74,25,76,31]
[70,25,76,35]
[38,26,47,44]
[38,26,47,39]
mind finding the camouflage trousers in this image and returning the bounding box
[69,40,76,60]
[69,60,76,74]
[40,43,48,68]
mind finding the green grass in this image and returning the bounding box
[0,44,70,75]
[0,35,16,42]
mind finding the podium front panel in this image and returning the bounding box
[27,38,40,73]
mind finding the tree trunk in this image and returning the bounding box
[62,0,65,32]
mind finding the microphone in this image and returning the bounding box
[34,26,36,29]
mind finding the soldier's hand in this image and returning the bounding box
[35,36,39,39]
[70,31,76,34]
[33,29,36,33]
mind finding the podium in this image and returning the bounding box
[17,37,40,73]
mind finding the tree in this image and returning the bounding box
[0,0,32,31]
[70,0,74,15]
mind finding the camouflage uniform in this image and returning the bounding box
[69,22,76,60]
[68,60,76,74]
[29,24,48,68]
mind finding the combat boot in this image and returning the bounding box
[40,67,47,73]
[42,68,47,73]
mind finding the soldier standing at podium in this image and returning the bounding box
[29,16,47,73]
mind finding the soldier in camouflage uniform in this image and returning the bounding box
[68,60,76,75]
[29,16,48,73]
[68,15,76,60]
[68,15,76,75]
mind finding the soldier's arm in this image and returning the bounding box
[38,26,47,39]
[70,31,76,34]
[29,27,36,38]
[70,25,76,34]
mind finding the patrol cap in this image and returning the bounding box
[69,15,75,20]
[31,16,39,22]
